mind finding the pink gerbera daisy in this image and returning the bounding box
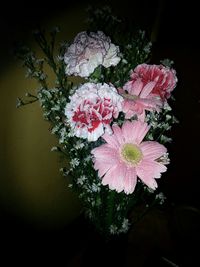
[91,120,167,194]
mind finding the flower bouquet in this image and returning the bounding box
[16,6,178,238]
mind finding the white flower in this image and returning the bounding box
[156,192,166,204]
[74,140,85,150]
[70,158,80,168]
[121,218,130,233]
[51,146,58,152]
[64,31,121,77]
[65,82,123,141]
[110,224,118,234]
[91,183,101,192]
[102,43,120,68]
[84,155,91,165]
[158,152,170,165]
[77,175,87,185]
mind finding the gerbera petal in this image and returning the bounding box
[136,159,167,189]
[112,124,124,145]
[138,159,167,178]
[102,163,126,193]
[102,132,120,149]
[122,120,149,144]
[136,169,157,190]
[142,177,158,190]
[94,161,115,178]
[91,144,118,160]
[123,167,137,194]
[140,141,167,160]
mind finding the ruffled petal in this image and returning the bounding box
[140,81,156,98]
[127,79,143,96]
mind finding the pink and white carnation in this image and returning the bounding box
[91,120,167,194]
[64,31,121,78]
[65,82,123,141]
[130,63,177,100]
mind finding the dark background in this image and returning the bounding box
[1,0,200,266]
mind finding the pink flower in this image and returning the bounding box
[65,82,123,141]
[119,63,177,120]
[64,31,121,77]
[91,120,167,194]
[131,63,177,99]
[119,79,162,121]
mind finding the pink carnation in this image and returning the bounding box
[119,63,177,120]
[91,120,167,194]
[65,82,123,141]
[119,79,162,121]
[131,63,177,99]
[64,31,121,77]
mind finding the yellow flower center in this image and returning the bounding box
[121,143,143,165]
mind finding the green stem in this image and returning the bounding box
[105,190,116,233]
[17,98,39,108]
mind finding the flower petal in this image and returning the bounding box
[140,81,156,98]
[123,167,137,194]
[102,163,126,193]
[122,120,149,144]
[136,159,167,189]
[92,144,118,161]
[94,160,115,178]
[124,79,143,96]
[112,124,124,145]
[140,141,167,160]
[102,132,120,149]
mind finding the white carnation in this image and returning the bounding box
[64,31,121,78]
